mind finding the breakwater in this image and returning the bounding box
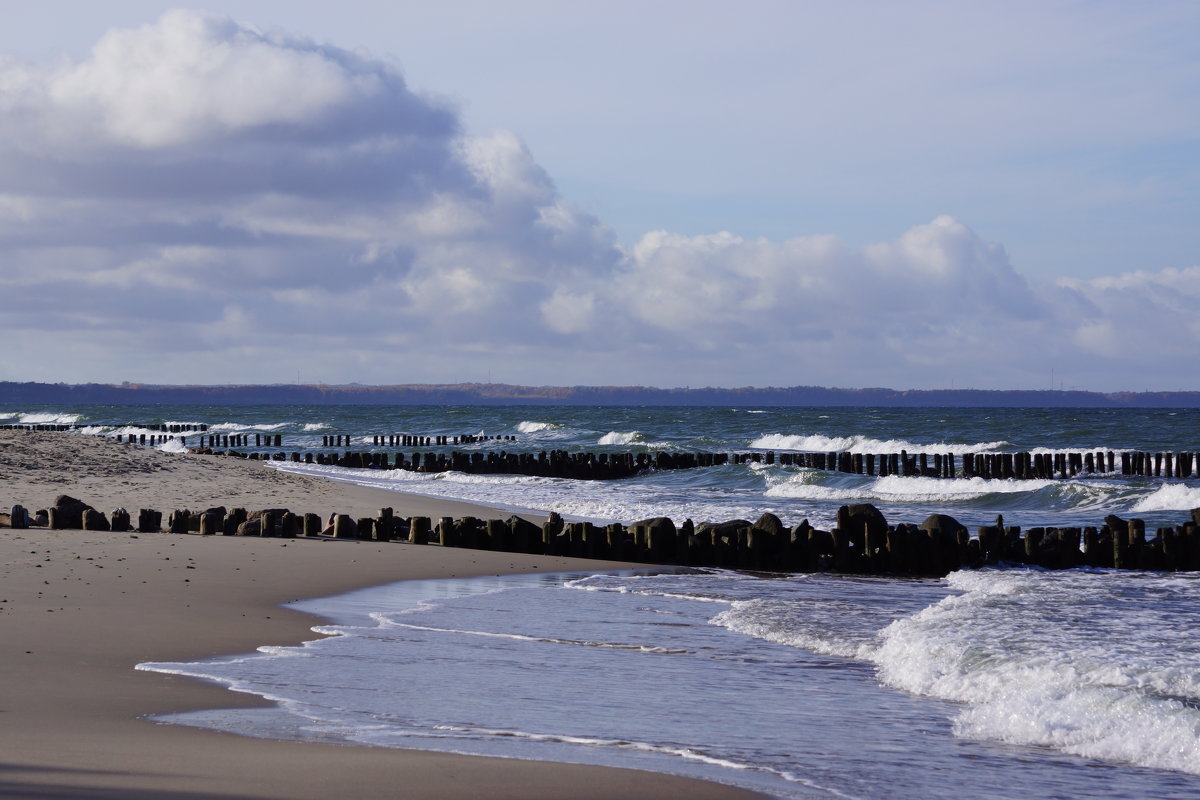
[7,495,1200,578]
[192,445,1200,481]
[7,423,1200,481]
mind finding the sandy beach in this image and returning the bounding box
[0,431,763,800]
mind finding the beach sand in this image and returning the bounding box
[0,431,764,800]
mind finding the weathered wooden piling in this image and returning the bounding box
[352,517,372,541]
[199,508,223,536]
[167,509,191,534]
[6,504,30,529]
[541,512,566,555]
[332,514,357,539]
[81,509,109,531]
[375,508,394,542]
[137,509,162,533]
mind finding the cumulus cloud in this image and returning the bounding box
[0,10,1195,390]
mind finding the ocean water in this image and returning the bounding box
[5,403,1200,530]
[137,568,1200,799]
[7,402,1200,797]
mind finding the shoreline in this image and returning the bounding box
[0,430,764,799]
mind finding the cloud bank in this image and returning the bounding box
[0,10,1195,390]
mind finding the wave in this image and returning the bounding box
[750,433,1008,453]
[764,474,1055,503]
[303,422,331,431]
[599,431,642,446]
[712,600,874,661]
[871,569,1200,775]
[14,412,84,425]
[1131,483,1200,512]
[517,421,557,433]
[207,421,291,432]
[711,567,1200,777]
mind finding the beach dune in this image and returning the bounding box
[0,431,762,799]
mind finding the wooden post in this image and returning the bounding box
[333,514,357,539]
[376,508,394,542]
[437,516,455,547]
[409,516,430,544]
[137,509,162,533]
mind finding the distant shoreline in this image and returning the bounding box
[4,380,1200,408]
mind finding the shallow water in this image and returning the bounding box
[141,568,1200,799]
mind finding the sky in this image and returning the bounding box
[0,1,1197,391]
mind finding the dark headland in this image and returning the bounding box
[4,381,1200,407]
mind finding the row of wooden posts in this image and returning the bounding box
[766,449,1199,480]
[10,425,1200,482]
[192,444,1200,482]
[7,496,1200,576]
[197,447,663,480]
[1,423,209,433]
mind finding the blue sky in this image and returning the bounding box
[0,2,1197,390]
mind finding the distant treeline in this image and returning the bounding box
[2,381,1200,408]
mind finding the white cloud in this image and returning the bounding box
[0,10,1196,391]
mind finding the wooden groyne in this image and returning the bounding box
[191,445,1200,482]
[199,448,657,480]
[0,423,209,433]
[8,424,1200,481]
[7,495,1200,578]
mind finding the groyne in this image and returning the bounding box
[6,495,1199,578]
[194,445,1200,481]
[6,424,1200,481]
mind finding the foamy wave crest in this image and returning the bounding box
[763,481,876,502]
[1131,484,1200,512]
[209,422,290,432]
[156,439,190,453]
[599,431,641,446]
[871,475,1053,498]
[750,433,1007,453]
[712,600,873,660]
[517,421,556,433]
[18,412,83,425]
[765,474,1053,503]
[303,423,331,431]
[873,569,1200,775]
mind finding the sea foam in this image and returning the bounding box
[17,412,83,425]
[750,433,1008,453]
[208,421,291,432]
[1131,483,1200,512]
[872,569,1200,775]
[764,474,1054,503]
[598,431,641,445]
[517,421,557,433]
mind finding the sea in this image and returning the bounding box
[6,403,1200,798]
